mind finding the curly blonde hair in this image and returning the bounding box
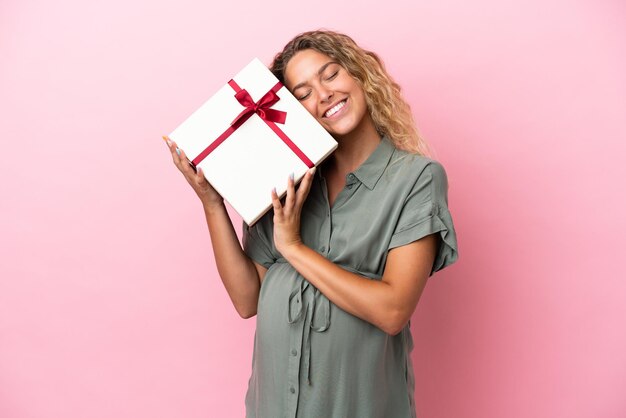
[270,29,431,156]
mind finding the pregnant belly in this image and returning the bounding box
[257,262,399,371]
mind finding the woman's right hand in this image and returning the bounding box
[163,135,224,208]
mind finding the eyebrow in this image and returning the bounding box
[291,61,339,92]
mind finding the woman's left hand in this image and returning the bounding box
[271,167,317,256]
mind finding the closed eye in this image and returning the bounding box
[296,70,339,100]
[297,91,311,100]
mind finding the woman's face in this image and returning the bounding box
[284,49,370,138]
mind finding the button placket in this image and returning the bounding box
[319,196,331,255]
[346,173,358,190]
[286,279,307,417]
[298,178,333,385]
[283,167,332,401]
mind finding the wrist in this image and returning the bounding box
[280,240,306,260]
[202,199,225,214]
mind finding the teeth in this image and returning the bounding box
[325,100,346,117]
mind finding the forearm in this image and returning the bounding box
[203,201,260,318]
[281,243,400,335]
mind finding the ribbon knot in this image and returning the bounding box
[231,88,287,129]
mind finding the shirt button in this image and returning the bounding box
[347,184,353,189]
[290,386,296,394]
[291,349,297,356]
[320,246,326,252]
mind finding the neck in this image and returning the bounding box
[324,116,382,174]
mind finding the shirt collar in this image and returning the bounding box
[348,135,396,190]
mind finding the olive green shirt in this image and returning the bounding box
[242,135,459,418]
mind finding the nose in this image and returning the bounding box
[318,85,333,103]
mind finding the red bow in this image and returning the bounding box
[230,88,287,128]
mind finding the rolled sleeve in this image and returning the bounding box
[388,161,459,276]
[242,219,276,269]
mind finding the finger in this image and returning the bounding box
[176,148,191,175]
[163,135,177,158]
[169,140,183,168]
[178,148,195,177]
[285,173,296,213]
[166,138,200,180]
[178,147,194,170]
[295,167,316,206]
[194,165,205,184]
[271,187,283,218]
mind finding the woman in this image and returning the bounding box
[164,30,458,418]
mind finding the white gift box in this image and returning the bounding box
[168,57,338,226]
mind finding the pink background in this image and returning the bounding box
[1,0,625,417]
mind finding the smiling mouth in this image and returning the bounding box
[323,99,348,118]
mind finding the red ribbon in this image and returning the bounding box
[231,87,286,128]
[191,79,314,169]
